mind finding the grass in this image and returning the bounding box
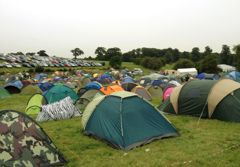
[1,63,240,166]
[1,93,240,166]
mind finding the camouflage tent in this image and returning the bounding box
[0,110,67,166]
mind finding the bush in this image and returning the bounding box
[174,59,195,70]
[44,68,53,73]
[141,57,163,70]
[198,54,222,73]
[28,69,34,73]
[35,66,44,73]
[109,56,122,69]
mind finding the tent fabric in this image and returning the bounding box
[36,97,81,122]
[122,76,134,83]
[151,80,164,86]
[0,110,67,166]
[44,84,79,104]
[0,87,11,99]
[227,71,240,82]
[38,82,54,92]
[121,82,138,91]
[21,85,42,95]
[76,89,104,111]
[25,94,46,115]
[131,86,152,101]
[4,81,23,94]
[170,85,184,114]
[196,73,220,80]
[83,91,178,150]
[160,79,240,122]
[163,87,174,101]
[100,85,124,95]
[85,82,102,90]
[207,79,240,117]
[146,85,163,99]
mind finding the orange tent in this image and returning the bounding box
[100,85,124,95]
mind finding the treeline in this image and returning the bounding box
[94,45,240,72]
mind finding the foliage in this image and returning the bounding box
[141,57,164,70]
[198,54,221,73]
[95,47,107,60]
[233,44,240,71]
[71,48,84,59]
[37,50,49,57]
[174,59,195,70]
[220,45,233,65]
[191,47,201,62]
[109,56,122,69]
[35,66,44,73]
[105,47,122,60]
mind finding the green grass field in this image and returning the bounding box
[1,62,240,166]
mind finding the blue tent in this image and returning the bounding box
[85,82,102,90]
[4,80,23,94]
[96,74,113,83]
[228,71,240,82]
[122,76,134,83]
[151,80,164,86]
[35,73,47,81]
[196,73,220,80]
[38,82,54,92]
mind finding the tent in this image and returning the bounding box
[25,94,46,115]
[177,68,198,76]
[21,85,43,95]
[159,79,240,122]
[163,87,174,101]
[4,80,23,94]
[38,82,54,92]
[100,85,124,95]
[97,74,113,84]
[36,97,81,122]
[0,87,10,99]
[82,91,179,150]
[81,77,91,87]
[21,80,32,87]
[196,73,220,80]
[85,82,102,90]
[122,76,134,83]
[44,84,79,104]
[146,85,163,99]
[0,110,67,166]
[227,71,240,82]
[131,86,152,101]
[121,82,138,91]
[76,89,104,111]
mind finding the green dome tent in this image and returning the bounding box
[82,91,178,150]
[25,93,46,115]
[0,87,11,99]
[145,85,163,99]
[159,79,240,122]
[44,84,79,104]
[0,110,67,166]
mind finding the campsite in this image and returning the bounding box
[1,60,240,166]
[1,0,240,166]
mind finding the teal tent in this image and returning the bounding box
[82,91,178,150]
[44,84,79,104]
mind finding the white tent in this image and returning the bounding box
[177,68,198,76]
[217,64,236,72]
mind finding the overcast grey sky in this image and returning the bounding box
[0,0,240,58]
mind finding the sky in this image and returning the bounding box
[0,0,240,58]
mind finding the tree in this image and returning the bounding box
[233,44,240,70]
[26,52,35,56]
[198,54,220,73]
[174,59,195,70]
[37,50,49,57]
[203,46,212,57]
[220,45,232,65]
[95,47,106,60]
[191,47,201,62]
[105,47,122,60]
[71,48,84,59]
[141,57,163,70]
[109,56,122,69]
